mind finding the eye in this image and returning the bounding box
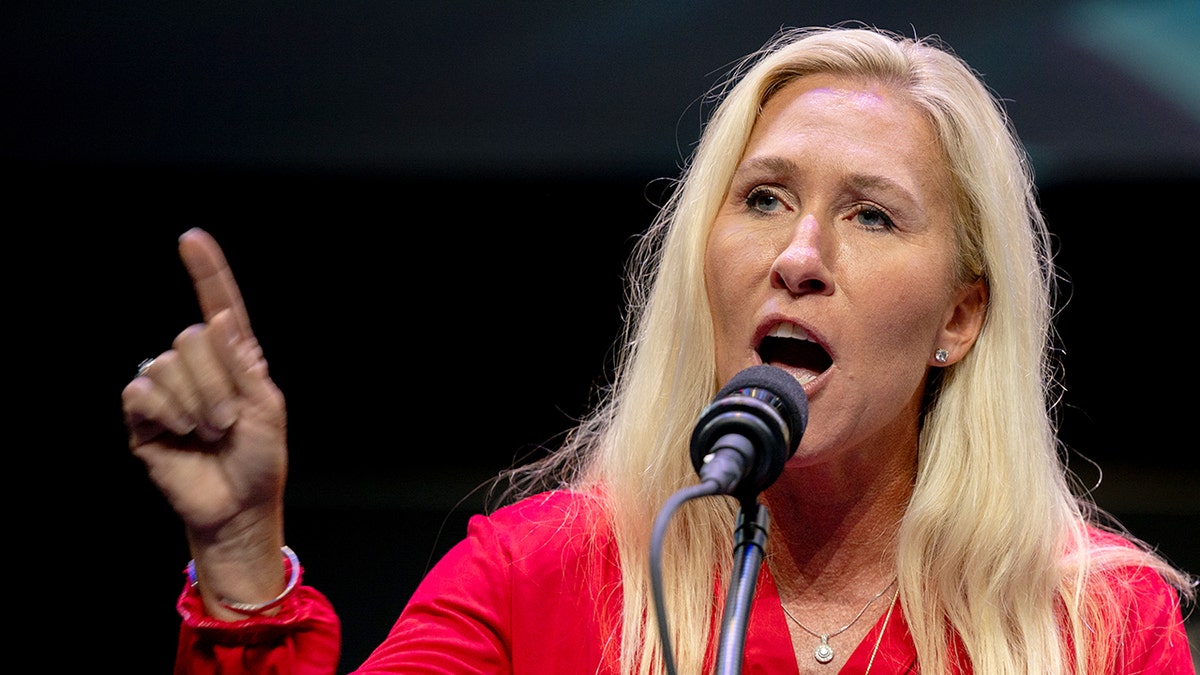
[745,186,787,215]
[852,205,896,231]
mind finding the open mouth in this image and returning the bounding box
[757,323,832,384]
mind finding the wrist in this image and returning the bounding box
[188,545,301,616]
[186,538,298,620]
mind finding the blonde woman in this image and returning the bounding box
[125,25,1194,674]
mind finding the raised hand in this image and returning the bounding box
[122,228,289,617]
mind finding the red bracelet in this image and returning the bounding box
[187,546,301,615]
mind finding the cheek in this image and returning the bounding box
[706,220,777,290]
[857,259,956,351]
[706,226,763,300]
[704,227,765,352]
[704,255,737,337]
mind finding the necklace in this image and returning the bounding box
[781,578,897,664]
[863,588,899,675]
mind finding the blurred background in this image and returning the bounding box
[8,1,1196,671]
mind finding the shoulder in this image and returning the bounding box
[380,490,621,671]
[483,489,609,531]
[1083,524,1141,551]
[464,489,616,570]
[1080,521,1190,638]
[397,489,618,618]
[475,489,610,536]
[1081,525,1178,584]
[1080,525,1176,592]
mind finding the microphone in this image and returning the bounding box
[689,365,808,500]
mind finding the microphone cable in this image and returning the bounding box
[650,481,722,675]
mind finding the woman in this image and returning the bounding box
[123,25,1195,674]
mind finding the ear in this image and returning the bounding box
[931,277,988,366]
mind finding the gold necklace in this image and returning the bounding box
[781,578,896,664]
[864,588,899,675]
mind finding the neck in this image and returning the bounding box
[762,444,914,591]
[761,435,916,673]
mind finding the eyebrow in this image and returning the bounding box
[736,156,920,208]
[735,156,800,179]
[844,173,918,206]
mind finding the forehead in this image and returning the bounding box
[751,73,938,151]
[743,73,952,204]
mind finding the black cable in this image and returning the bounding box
[650,480,721,675]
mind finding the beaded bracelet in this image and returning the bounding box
[187,545,301,615]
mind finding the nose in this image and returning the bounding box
[769,213,834,295]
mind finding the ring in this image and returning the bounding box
[136,358,156,377]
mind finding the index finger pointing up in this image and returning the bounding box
[178,228,255,340]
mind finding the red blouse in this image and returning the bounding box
[174,490,1195,674]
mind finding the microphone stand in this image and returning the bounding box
[713,498,770,675]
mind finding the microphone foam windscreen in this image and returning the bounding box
[716,365,809,452]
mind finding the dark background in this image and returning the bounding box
[8,1,1197,671]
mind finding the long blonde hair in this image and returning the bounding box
[495,25,1194,674]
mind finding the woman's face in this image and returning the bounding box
[704,73,986,467]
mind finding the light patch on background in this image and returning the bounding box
[1066,0,1200,122]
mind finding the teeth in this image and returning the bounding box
[767,323,811,341]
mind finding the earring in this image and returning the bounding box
[934,348,949,364]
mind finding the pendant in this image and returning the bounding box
[814,635,834,664]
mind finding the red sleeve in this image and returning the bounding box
[174,577,342,675]
[171,492,616,675]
